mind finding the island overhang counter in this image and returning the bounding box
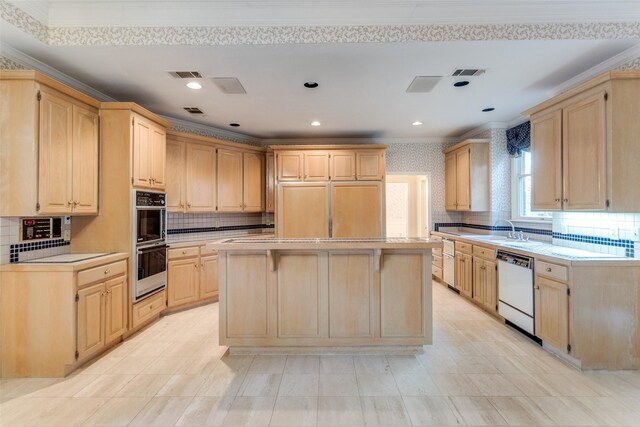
[206,238,443,353]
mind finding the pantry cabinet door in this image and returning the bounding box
[455,148,471,211]
[71,104,99,214]
[278,183,329,238]
[562,91,607,210]
[331,182,382,238]
[243,152,264,212]
[185,143,216,212]
[38,89,73,214]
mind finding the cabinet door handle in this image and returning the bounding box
[545,267,552,272]
[563,198,568,203]
[535,285,540,290]
[104,269,110,275]
[194,264,198,269]
[73,201,79,207]
[555,198,560,203]
[182,250,187,255]
[67,200,73,207]
[187,203,191,208]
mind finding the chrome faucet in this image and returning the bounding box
[493,219,517,239]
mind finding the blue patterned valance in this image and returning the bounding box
[506,121,531,157]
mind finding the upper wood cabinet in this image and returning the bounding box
[277,152,303,181]
[330,151,356,180]
[304,151,330,181]
[443,139,489,212]
[525,71,640,212]
[132,115,166,190]
[356,151,385,180]
[218,149,265,212]
[266,152,275,213]
[166,139,217,213]
[1,71,100,216]
[165,139,185,212]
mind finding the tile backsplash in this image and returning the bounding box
[0,217,72,264]
[167,212,274,242]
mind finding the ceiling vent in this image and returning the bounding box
[212,77,247,94]
[452,69,486,77]
[183,107,204,114]
[406,76,442,93]
[169,71,203,79]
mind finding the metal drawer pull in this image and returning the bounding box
[104,269,110,275]
[546,267,552,272]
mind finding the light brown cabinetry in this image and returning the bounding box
[132,116,166,190]
[167,245,219,307]
[277,152,303,181]
[166,139,217,212]
[443,139,489,212]
[535,275,569,352]
[430,235,443,280]
[304,151,330,181]
[266,152,275,212]
[455,250,473,298]
[331,182,383,238]
[218,148,264,212]
[330,151,356,180]
[131,290,166,329]
[526,71,640,212]
[1,71,100,216]
[472,256,497,313]
[278,183,330,238]
[356,151,385,180]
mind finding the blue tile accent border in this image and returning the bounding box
[433,222,634,257]
[9,239,71,263]
[167,223,274,235]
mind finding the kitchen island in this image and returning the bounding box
[206,238,442,353]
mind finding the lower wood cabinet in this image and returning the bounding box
[131,290,166,329]
[534,275,569,352]
[472,257,497,313]
[455,251,473,298]
[77,273,127,360]
[167,246,219,307]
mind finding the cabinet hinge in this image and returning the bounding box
[75,350,79,360]
[567,288,571,296]
[36,202,40,211]
[36,90,41,101]
[604,92,608,101]
[75,293,79,302]
[567,344,571,353]
[606,199,610,208]
[131,177,134,185]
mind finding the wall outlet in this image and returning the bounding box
[609,227,619,240]
[64,216,71,225]
[63,229,71,241]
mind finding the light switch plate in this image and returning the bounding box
[64,216,71,225]
[63,229,71,241]
[633,227,640,242]
[609,227,619,240]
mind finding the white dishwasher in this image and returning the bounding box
[497,250,535,335]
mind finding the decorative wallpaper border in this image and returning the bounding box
[3,1,640,46]
[167,224,274,235]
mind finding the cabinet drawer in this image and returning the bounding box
[433,247,443,257]
[473,245,495,260]
[168,246,200,260]
[78,260,127,287]
[132,290,166,328]
[536,260,568,282]
[455,241,473,254]
[200,245,218,257]
[432,265,443,280]
[432,254,443,268]
[430,235,443,242]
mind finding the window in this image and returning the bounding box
[512,151,551,220]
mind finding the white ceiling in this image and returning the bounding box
[2,1,640,140]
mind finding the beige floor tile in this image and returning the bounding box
[110,356,159,375]
[175,395,235,426]
[535,373,601,396]
[354,355,391,374]
[198,372,244,397]
[278,374,319,396]
[74,374,136,397]
[238,373,282,397]
[573,395,640,426]
[116,374,172,397]
[317,396,364,426]
[446,396,508,426]
[220,396,275,426]
[80,355,125,375]
[503,373,554,397]
[0,397,67,426]
[81,396,151,426]
[530,395,601,426]
[143,356,186,375]
[249,355,287,374]
[129,396,194,426]
[430,373,482,396]
[393,372,440,396]
[176,353,221,375]
[156,374,210,396]
[0,378,62,401]
[357,373,399,396]
[453,355,500,374]
[128,341,173,358]
[319,355,355,374]
[417,352,462,374]
[28,373,101,397]
[488,396,555,426]
[213,355,254,374]
[360,396,410,426]
[466,373,525,397]
[270,396,318,426]
[386,355,423,374]
[29,396,109,426]
[319,373,359,396]
[284,355,320,373]
[402,395,461,426]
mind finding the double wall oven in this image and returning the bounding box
[133,190,167,302]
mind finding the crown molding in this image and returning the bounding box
[159,115,262,145]
[458,122,508,141]
[262,136,457,145]
[6,0,48,24]
[0,44,117,102]
[551,42,640,95]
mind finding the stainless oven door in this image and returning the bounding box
[135,208,166,245]
[135,244,167,301]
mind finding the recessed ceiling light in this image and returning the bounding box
[482,107,495,112]
[186,82,202,90]
[412,121,423,126]
[229,123,240,127]
[304,82,319,88]
[311,121,321,126]
[453,81,470,87]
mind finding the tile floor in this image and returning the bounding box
[2,282,640,426]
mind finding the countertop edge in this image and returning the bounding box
[0,253,129,272]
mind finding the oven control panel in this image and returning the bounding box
[21,218,62,241]
[136,191,166,207]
